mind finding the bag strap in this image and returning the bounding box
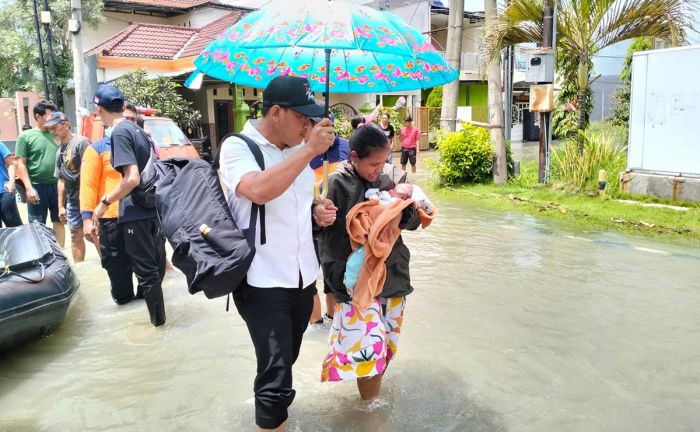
[215,132,267,245]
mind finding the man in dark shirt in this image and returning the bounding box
[47,111,91,262]
[91,85,166,327]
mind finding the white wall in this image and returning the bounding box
[629,46,700,176]
[178,8,232,28]
[430,17,483,54]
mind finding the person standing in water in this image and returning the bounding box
[378,112,395,164]
[399,116,420,173]
[219,76,337,431]
[317,124,420,402]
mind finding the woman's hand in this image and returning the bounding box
[313,198,338,227]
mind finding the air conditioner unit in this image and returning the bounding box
[525,51,555,83]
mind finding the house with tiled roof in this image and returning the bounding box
[85,11,243,82]
[83,0,257,145]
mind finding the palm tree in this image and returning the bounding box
[485,0,507,184]
[482,0,696,137]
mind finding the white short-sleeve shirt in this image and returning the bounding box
[219,121,318,289]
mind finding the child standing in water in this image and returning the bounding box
[317,124,421,401]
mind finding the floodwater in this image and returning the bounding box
[2,155,699,431]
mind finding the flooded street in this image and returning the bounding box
[1,154,699,431]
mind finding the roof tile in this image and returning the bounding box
[85,11,244,60]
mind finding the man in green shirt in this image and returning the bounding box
[15,100,65,247]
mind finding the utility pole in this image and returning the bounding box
[486,0,506,184]
[503,46,514,141]
[70,0,87,133]
[440,0,463,132]
[31,0,50,101]
[538,0,554,183]
[41,0,60,105]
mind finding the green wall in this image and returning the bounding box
[459,83,468,106]
[467,82,488,107]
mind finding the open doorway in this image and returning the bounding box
[214,100,233,151]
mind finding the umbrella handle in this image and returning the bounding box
[319,48,331,200]
[320,160,329,200]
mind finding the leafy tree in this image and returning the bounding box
[552,51,593,139]
[609,37,653,130]
[0,0,103,98]
[114,69,202,132]
[482,0,694,148]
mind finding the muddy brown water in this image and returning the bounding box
[1,155,699,431]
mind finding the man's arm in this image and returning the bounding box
[92,164,139,222]
[3,155,15,193]
[79,147,100,220]
[104,163,139,204]
[16,157,38,204]
[57,178,66,221]
[79,147,101,243]
[235,120,335,205]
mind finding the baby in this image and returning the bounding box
[365,183,434,215]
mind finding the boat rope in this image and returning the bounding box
[0,263,46,283]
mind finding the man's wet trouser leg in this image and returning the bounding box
[98,218,134,304]
[122,218,166,327]
[233,281,316,429]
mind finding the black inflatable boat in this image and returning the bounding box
[0,222,80,352]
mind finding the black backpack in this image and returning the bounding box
[152,133,265,299]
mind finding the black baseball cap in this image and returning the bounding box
[262,76,324,118]
[44,111,69,127]
[94,85,125,111]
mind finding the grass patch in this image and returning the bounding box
[430,160,700,242]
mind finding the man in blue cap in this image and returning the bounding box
[219,75,337,431]
[91,85,166,327]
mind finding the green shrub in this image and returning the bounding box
[551,127,627,194]
[331,106,354,139]
[429,123,494,185]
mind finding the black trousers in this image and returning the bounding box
[98,218,135,303]
[233,279,316,429]
[0,192,22,227]
[122,218,166,327]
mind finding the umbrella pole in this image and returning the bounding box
[320,48,332,200]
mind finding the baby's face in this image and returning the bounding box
[389,183,414,200]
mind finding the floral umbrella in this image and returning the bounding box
[188,0,457,93]
[186,0,458,196]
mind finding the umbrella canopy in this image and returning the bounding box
[189,0,458,93]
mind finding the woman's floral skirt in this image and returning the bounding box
[321,297,405,382]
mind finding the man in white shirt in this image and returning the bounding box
[219,76,337,432]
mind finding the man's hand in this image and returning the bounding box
[3,180,14,193]
[92,202,107,226]
[83,218,98,244]
[305,118,336,156]
[313,198,338,227]
[58,206,67,224]
[26,187,39,205]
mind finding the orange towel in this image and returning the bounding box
[346,198,416,311]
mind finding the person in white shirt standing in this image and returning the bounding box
[219,76,337,432]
